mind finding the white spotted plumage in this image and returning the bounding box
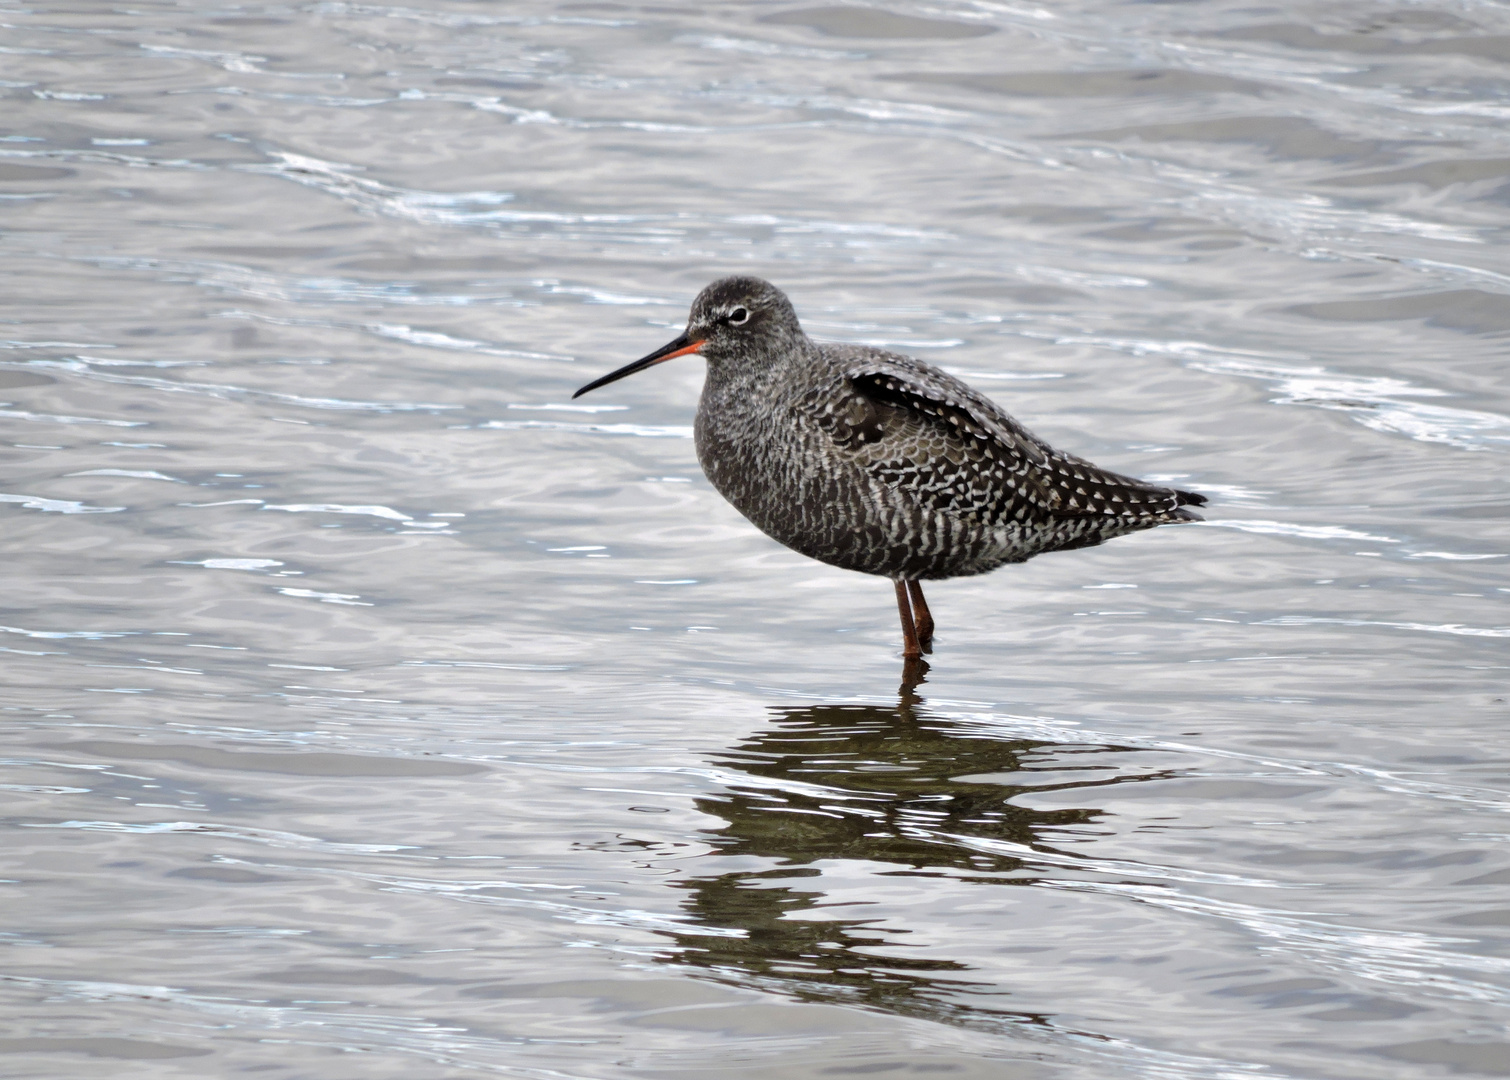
[576,276,1206,655]
[664,279,1208,583]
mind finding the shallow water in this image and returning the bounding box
[3,2,1510,1076]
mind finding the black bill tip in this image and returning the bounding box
[572,333,704,399]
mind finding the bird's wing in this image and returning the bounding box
[811,350,1203,522]
[802,352,1054,522]
[841,358,1050,466]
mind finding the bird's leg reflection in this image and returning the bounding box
[658,680,1178,1032]
[899,656,929,696]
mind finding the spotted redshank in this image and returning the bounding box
[573,277,1205,659]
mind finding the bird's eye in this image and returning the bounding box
[727,306,750,326]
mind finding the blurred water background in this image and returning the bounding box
[3,2,1510,1077]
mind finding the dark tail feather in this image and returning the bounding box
[1169,487,1206,523]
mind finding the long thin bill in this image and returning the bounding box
[571,333,705,399]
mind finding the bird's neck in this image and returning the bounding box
[701,335,818,405]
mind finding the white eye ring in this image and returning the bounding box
[727,306,750,326]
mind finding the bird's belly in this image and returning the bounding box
[695,409,1032,580]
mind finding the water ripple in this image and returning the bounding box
[1045,880,1510,1008]
[66,468,184,483]
[0,406,144,427]
[474,419,694,438]
[39,356,460,412]
[20,818,414,854]
[1059,335,1510,451]
[262,503,447,526]
[0,492,125,514]
[1194,519,1399,544]
[1257,615,1510,639]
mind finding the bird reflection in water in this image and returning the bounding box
[655,662,1176,1031]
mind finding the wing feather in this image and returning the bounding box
[808,350,1202,524]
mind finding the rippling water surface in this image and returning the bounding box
[4,2,1510,1076]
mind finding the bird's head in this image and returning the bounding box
[573,276,805,399]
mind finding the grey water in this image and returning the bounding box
[3,2,1509,1077]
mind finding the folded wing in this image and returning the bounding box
[811,351,1204,526]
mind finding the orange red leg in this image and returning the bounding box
[893,579,922,660]
[906,580,934,652]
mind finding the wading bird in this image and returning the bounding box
[574,277,1204,659]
